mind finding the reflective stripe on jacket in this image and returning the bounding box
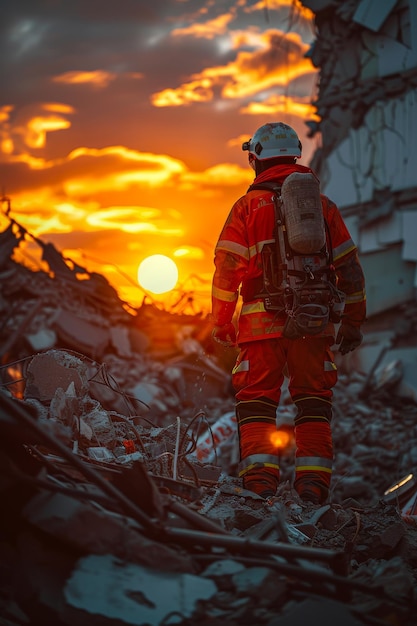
[211,163,366,343]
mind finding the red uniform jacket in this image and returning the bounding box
[212,163,366,343]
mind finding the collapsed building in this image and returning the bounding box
[1,209,417,625]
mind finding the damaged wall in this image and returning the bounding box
[301,0,417,318]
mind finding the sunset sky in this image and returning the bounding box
[0,0,320,312]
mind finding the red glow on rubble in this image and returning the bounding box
[6,365,24,399]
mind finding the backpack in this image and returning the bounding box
[248,172,345,339]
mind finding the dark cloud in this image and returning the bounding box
[0,1,205,92]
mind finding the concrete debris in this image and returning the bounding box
[24,350,89,402]
[1,220,417,625]
[54,308,110,359]
[268,597,365,626]
[64,555,217,626]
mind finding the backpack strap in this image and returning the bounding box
[247,180,282,194]
[248,181,292,265]
[324,219,334,267]
[243,181,289,306]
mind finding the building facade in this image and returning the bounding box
[301,0,417,392]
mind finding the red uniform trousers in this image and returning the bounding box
[232,335,337,502]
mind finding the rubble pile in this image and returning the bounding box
[1,221,417,625]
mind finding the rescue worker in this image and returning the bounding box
[211,122,366,504]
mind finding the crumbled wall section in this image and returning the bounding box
[301,0,417,318]
[302,0,416,180]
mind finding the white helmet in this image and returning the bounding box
[242,122,302,160]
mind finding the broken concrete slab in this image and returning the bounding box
[25,328,57,351]
[22,490,194,573]
[54,308,110,359]
[268,596,365,626]
[24,350,89,402]
[49,382,80,425]
[109,325,132,358]
[64,555,217,625]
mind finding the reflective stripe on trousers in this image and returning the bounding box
[295,456,333,473]
[238,453,279,478]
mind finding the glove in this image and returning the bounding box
[336,322,363,355]
[212,323,236,347]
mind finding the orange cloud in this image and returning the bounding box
[174,246,205,260]
[52,70,116,88]
[2,146,186,190]
[245,0,313,20]
[171,12,234,39]
[43,103,75,114]
[0,105,14,154]
[1,153,51,168]
[152,78,214,107]
[6,196,76,235]
[1,138,13,154]
[0,103,74,153]
[241,94,319,119]
[152,29,312,106]
[0,105,13,123]
[180,163,251,189]
[227,134,250,149]
[218,32,312,99]
[86,206,183,236]
[25,115,71,148]
[63,147,187,194]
